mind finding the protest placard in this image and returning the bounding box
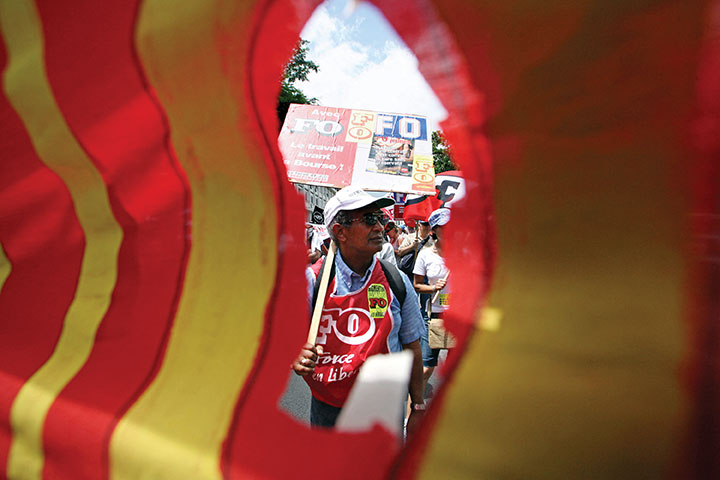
[278,104,436,194]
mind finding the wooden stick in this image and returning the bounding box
[307,241,336,345]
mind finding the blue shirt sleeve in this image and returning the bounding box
[397,272,425,345]
[306,267,315,317]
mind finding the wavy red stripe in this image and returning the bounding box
[0,40,85,476]
[32,1,191,479]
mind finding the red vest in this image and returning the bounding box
[304,260,395,407]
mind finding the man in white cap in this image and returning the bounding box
[292,186,427,433]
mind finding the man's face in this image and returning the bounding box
[336,205,385,258]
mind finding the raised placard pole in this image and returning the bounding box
[307,241,336,345]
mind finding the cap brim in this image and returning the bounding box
[371,197,394,209]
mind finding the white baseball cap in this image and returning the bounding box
[324,186,394,229]
[428,207,451,229]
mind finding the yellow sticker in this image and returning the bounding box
[368,284,389,318]
[345,110,376,144]
[411,154,436,193]
[438,293,450,306]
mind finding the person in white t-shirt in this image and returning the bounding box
[412,208,451,388]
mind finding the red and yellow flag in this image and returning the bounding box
[0,0,717,479]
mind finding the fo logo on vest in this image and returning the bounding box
[317,307,376,346]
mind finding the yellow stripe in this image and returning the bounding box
[0,243,10,293]
[0,1,123,479]
[109,1,277,478]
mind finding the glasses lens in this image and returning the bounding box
[363,212,386,227]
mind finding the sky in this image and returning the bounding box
[299,0,447,132]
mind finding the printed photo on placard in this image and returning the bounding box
[366,137,414,176]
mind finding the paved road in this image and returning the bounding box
[279,371,311,425]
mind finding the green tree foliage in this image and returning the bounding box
[432,130,457,173]
[277,39,319,127]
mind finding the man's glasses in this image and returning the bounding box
[347,212,389,227]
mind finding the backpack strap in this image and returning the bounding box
[378,259,407,306]
[311,256,407,310]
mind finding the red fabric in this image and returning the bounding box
[402,192,441,222]
[381,206,394,221]
[0,40,84,474]
[681,1,720,477]
[310,257,323,277]
[1,0,717,478]
[31,1,192,478]
[304,260,395,407]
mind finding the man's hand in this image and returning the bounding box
[397,237,419,257]
[406,406,425,438]
[434,278,447,291]
[292,343,323,376]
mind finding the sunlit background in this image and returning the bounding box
[300,0,447,132]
